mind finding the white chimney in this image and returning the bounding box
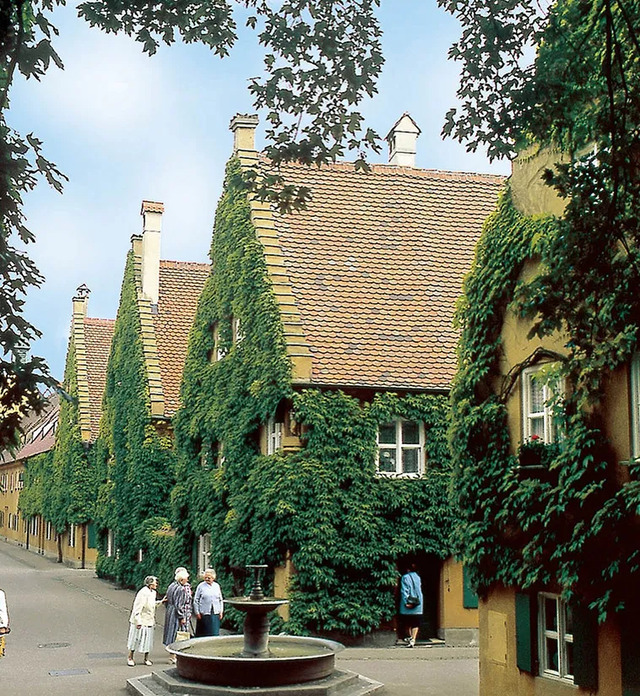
[140,200,163,307]
[385,113,421,167]
[230,113,259,155]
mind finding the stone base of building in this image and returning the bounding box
[127,668,383,696]
[438,627,479,647]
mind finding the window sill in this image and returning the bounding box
[375,472,423,480]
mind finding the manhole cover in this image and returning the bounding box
[38,642,71,649]
[49,669,90,677]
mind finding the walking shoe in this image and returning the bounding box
[144,660,153,666]
[407,638,415,648]
[127,658,135,667]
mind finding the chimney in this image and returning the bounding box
[72,283,90,319]
[230,113,259,155]
[385,113,421,167]
[140,200,163,308]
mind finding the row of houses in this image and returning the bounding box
[2,111,635,693]
[1,113,499,646]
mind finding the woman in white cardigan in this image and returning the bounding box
[127,575,161,667]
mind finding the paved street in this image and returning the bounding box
[0,540,478,695]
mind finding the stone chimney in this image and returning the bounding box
[385,113,421,167]
[230,113,259,155]
[140,200,164,308]
[72,283,90,318]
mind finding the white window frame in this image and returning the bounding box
[376,419,425,478]
[29,516,38,536]
[538,593,574,683]
[137,548,144,563]
[46,520,53,541]
[631,353,640,461]
[197,533,211,577]
[233,316,245,345]
[68,523,76,548]
[106,528,115,557]
[522,365,563,444]
[266,417,283,455]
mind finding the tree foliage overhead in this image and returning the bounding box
[0,0,383,447]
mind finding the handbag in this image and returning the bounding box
[175,630,191,642]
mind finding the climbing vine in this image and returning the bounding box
[451,187,640,620]
[175,158,456,636]
[95,252,178,587]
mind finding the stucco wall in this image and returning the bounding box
[481,587,622,696]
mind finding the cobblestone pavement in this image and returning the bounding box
[0,539,478,695]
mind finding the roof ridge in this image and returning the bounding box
[84,317,115,326]
[256,153,506,181]
[159,259,210,270]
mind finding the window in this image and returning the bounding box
[29,516,39,536]
[522,366,563,444]
[137,548,144,563]
[68,523,76,548]
[631,353,640,460]
[210,323,228,362]
[18,472,24,490]
[233,316,245,345]
[198,533,211,576]
[46,521,52,541]
[266,417,283,455]
[538,593,574,682]
[106,529,115,557]
[377,419,424,477]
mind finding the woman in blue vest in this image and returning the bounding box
[398,563,423,647]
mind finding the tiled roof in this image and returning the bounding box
[83,318,115,440]
[266,161,504,391]
[0,392,60,464]
[152,260,210,416]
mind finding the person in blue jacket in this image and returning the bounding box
[398,562,423,647]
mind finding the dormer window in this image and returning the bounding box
[377,419,424,477]
[522,365,564,444]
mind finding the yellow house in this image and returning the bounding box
[459,149,640,694]
[0,393,58,554]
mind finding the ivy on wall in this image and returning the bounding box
[94,252,178,588]
[175,158,455,635]
[451,188,640,619]
[20,330,97,561]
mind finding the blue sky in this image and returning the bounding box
[9,1,510,380]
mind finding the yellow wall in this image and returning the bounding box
[481,587,622,696]
[0,459,97,568]
[439,558,478,629]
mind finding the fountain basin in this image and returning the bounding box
[167,635,344,687]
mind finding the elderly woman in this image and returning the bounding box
[127,575,160,667]
[193,568,224,637]
[0,587,9,658]
[162,567,192,661]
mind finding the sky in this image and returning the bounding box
[9,1,511,380]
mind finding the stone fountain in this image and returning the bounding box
[127,564,382,696]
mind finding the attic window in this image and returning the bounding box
[210,323,227,362]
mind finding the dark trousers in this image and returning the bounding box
[195,614,221,637]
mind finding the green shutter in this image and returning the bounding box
[515,592,534,674]
[87,522,97,549]
[462,566,479,609]
[622,608,640,696]
[572,603,598,690]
